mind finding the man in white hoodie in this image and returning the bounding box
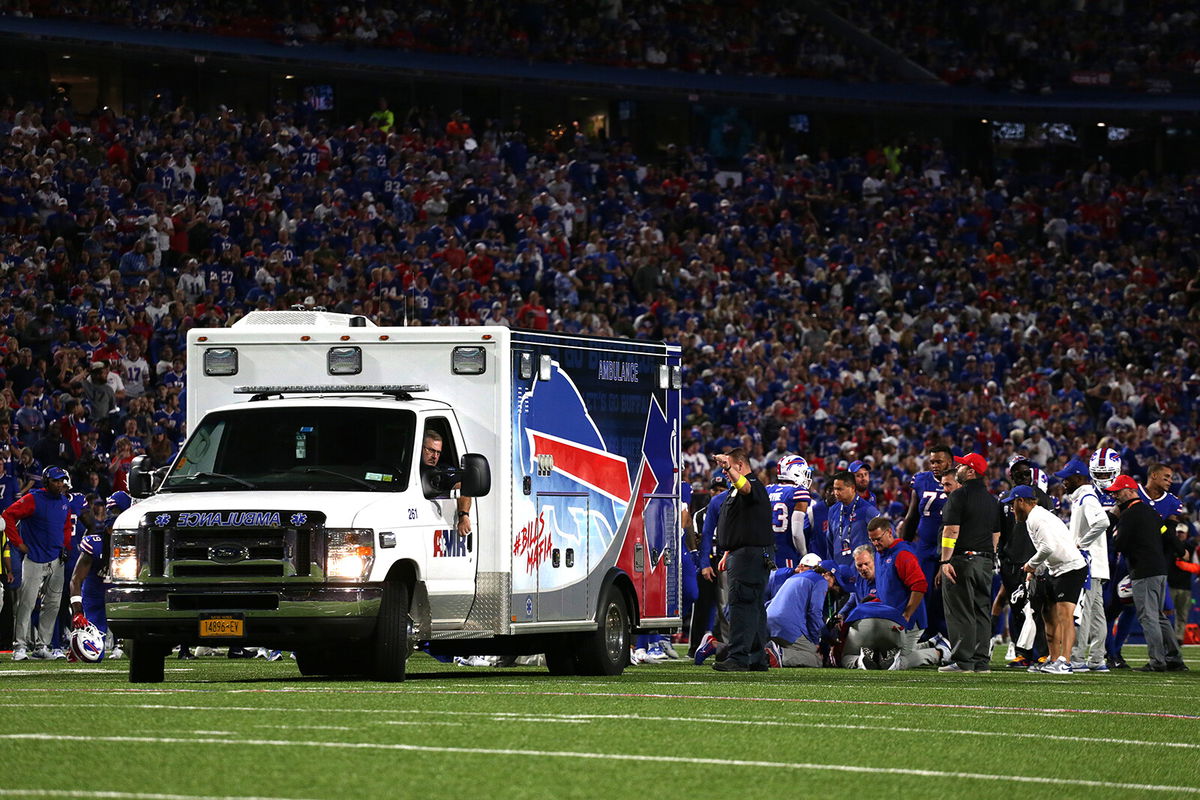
[1056,456,1112,672]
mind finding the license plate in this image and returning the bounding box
[199,615,244,638]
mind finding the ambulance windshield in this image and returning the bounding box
[162,406,417,492]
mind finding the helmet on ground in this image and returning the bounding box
[1089,448,1122,489]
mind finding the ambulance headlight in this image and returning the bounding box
[325,528,375,580]
[203,348,238,376]
[109,532,140,582]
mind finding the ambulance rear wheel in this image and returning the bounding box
[575,588,630,676]
[129,640,166,683]
[372,581,412,682]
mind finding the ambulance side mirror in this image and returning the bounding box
[128,455,153,498]
[459,453,491,498]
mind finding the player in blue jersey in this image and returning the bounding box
[766,455,813,568]
[898,444,954,637]
[67,491,133,660]
[1140,463,1186,523]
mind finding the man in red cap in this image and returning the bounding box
[936,453,1002,672]
[1106,475,1187,671]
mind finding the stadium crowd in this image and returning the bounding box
[832,0,1200,92]
[0,87,1196,663]
[7,0,1198,93]
[3,0,876,81]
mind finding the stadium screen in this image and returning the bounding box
[304,85,334,111]
[991,121,1026,141]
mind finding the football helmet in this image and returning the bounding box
[107,490,133,514]
[69,623,106,663]
[1116,575,1133,602]
[1089,448,1121,489]
[777,455,812,488]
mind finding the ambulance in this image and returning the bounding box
[107,311,683,682]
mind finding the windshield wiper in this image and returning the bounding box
[169,471,258,489]
[298,468,378,491]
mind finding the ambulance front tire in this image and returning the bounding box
[574,587,630,676]
[372,581,412,682]
[129,640,167,683]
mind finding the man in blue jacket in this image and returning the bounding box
[765,553,831,667]
[3,466,74,661]
[826,470,879,570]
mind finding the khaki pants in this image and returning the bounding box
[13,558,64,651]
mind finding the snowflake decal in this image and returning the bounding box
[155,514,171,526]
[290,512,308,526]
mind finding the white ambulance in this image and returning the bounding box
[107,311,682,682]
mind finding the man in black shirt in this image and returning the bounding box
[712,448,773,672]
[1106,475,1187,672]
[937,453,1002,673]
[996,455,1051,668]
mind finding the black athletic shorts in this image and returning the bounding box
[1050,566,1087,604]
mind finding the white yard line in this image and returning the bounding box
[0,733,1195,794]
[0,790,321,800]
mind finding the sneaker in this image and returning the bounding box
[1027,659,1047,673]
[266,650,284,662]
[194,646,217,657]
[1136,663,1165,672]
[643,644,669,663]
[1004,642,1017,662]
[855,653,869,670]
[938,663,968,672]
[49,648,66,661]
[1069,661,1089,672]
[630,647,649,665]
[12,646,28,662]
[655,638,680,659]
[693,633,718,665]
[712,659,750,672]
[227,647,254,659]
[1086,661,1108,673]
[989,634,1003,654]
[1007,657,1033,669]
[764,641,783,669]
[109,647,124,660]
[975,666,992,673]
[1040,658,1073,674]
[1109,657,1130,670]
[929,634,952,664]
[178,648,196,660]
[30,645,51,660]
[1166,662,1190,672]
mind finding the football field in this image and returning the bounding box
[1,645,1198,800]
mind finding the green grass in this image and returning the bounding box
[1,645,1198,800]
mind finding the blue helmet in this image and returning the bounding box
[106,491,133,514]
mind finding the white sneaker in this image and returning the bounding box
[1004,642,1017,662]
[656,639,680,659]
[12,646,28,661]
[1069,660,1089,672]
[194,646,217,657]
[109,647,124,660]
[266,650,284,662]
[643,644,669,662]
[49,648,66,660]
[630,647,649,665]
[1040,658,1074,675]
[30,645,51,660]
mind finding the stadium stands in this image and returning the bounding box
[0,91,1196,523]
